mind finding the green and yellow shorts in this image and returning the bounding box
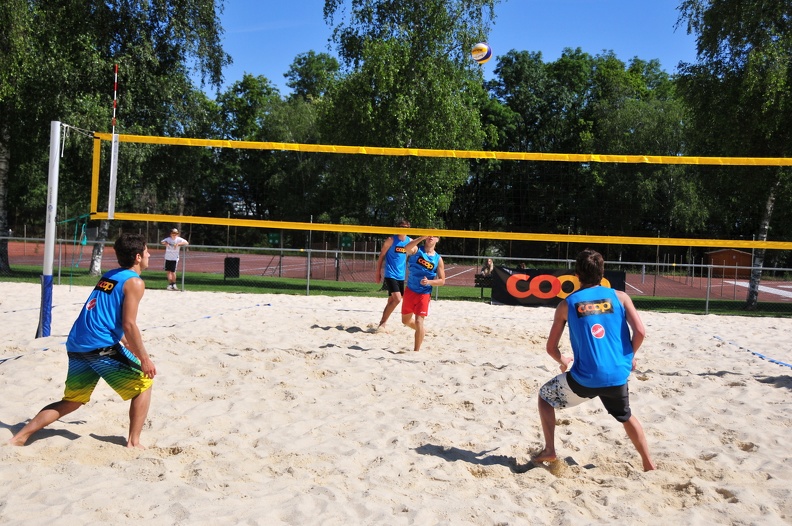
[63,344,153,404]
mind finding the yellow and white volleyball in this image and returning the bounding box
[471,42,492,64]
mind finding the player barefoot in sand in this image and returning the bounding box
[375,219,411,333]
[534,249,656,471]
[401,235,445,352]
[9,234,156,448]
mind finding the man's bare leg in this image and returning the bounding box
[623,415,656,471]
[127,388,152,449]
[401,313,416,331]
[378,293,402,331]
[7,400,83,446]
[533,396,558,462]
[412,315,426,352]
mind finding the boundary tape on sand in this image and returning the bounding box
[713,335,792,369]
[0,302,272,365]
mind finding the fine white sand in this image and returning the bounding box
[1,282,791,525]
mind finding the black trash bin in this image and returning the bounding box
[224,257,240,279]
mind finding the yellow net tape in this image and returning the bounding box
[90,134,792,249]
[89,212,792,250]
[93,133,792,166]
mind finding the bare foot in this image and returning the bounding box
[7,436,27,447]
[126,442,147,450]
[374,325,390,334]
[531,449,557,463]
[643,460,657,472]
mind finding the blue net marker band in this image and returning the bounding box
[36,274,53,338]
[713,335,792,369]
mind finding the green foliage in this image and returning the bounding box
[214,73,327,238]
[319,0,497,227]
[678,0,792,157]
[7,0,792,280]
[285,51,341,100]
[677,0,792,307]
[0,0,229,259]
[461,45,713,259]
[589,55,705,238]
[677,0,792,241]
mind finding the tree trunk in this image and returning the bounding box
[745,173,782,310]
[89,220,110,276]
[0,124,11,275]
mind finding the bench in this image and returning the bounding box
[474,273,493,298]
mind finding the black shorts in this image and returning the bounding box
[164,260,177,272]
[383,277,405,296]
[567,373,632,422]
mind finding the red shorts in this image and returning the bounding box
[402,288,431,317]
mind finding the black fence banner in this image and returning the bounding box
[490,267,626,307]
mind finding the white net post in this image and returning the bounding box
[108,133,119,218]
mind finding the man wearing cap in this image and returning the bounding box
[161,228,189,290]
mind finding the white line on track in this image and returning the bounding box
[725,281,792,299]
[445,266,474,280]
[626,282,644,294]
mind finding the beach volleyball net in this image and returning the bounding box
[12,125,792,326]
[89,132,792,249]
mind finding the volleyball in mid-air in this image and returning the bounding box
[471,42,492,64]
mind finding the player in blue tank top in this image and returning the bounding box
[534,249,656,471]
[375,220,412,332]
[9,234,157,449]
[401,235,445,352]
[67,267,141,352]
[565,286,634,388]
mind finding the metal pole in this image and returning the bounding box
[306,250,311,296]
[108,65,119,219]
[733,262,738,300]
[477,222,481,267]
[37,121,61,338]
[653,232,659,296]
[180,247,186,291]
[705,265,712,314]
[308,215,313,279]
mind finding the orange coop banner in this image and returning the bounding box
[490,267,626,307]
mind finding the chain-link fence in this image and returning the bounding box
[4,236,792,317]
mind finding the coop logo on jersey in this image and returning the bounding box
[416,257,435,270]
[395,246,407,254]
[591,324,606,339]
[86,298,97,310]
[95,278,118,294]
[574,299,614,318]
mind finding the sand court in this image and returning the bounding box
[1,282,791,524]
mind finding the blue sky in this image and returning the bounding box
[214,0,697,95]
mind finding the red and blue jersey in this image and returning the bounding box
[407,248,441,295]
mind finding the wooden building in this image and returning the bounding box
[706,249,752,278]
